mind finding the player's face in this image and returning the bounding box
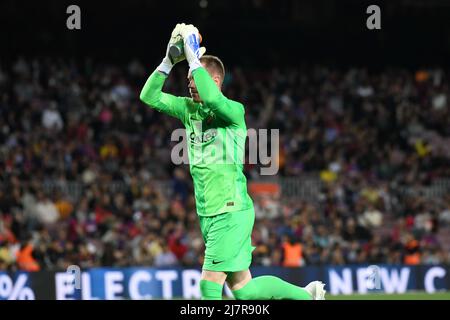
[187,63,222,103]
[187,72,202,103]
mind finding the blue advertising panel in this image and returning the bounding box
[1,265,449,300]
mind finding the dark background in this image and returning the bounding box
[1,0,450,68]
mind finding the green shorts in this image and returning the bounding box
[199,207,256,272]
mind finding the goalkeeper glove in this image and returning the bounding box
[157,23,186,75]
[157,24,206,75]
[180,24,204,73]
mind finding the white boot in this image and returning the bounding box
[305,281,326,300]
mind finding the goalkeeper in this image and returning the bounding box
[139,23,326,300]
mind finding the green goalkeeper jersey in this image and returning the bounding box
[140,67,253,216]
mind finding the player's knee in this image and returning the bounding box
[201,270,227,283]
[231,281,258,300]
[232,289,257,300]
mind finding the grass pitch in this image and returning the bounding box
[175,291,449,300]
[327,292,450,300]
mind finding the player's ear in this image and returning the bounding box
[213,75,221,88]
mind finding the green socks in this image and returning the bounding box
[232,276,312,300]
[200,276,313,300]
[200,280,223,300]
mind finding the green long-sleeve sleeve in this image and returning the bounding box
[192,67,245,127]
[139,70,190,122]
[139,67,252,217]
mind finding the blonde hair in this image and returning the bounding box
[200,55,225,81]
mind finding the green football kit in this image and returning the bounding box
[140,65,316,300]
[140,67,255,272]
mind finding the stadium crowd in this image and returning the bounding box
[0,57,449,271]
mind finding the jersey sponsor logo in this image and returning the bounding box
[189,128,218,145]
[226,202,234,206]
[212,260,224,265]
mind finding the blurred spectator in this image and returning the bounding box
[404,234,421,265]
[154,243,178,267]
[34,192,59,226]
[282,235,304,267]
[16,240,40,271]
[0,58,449,270]
[42,102,63,131]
